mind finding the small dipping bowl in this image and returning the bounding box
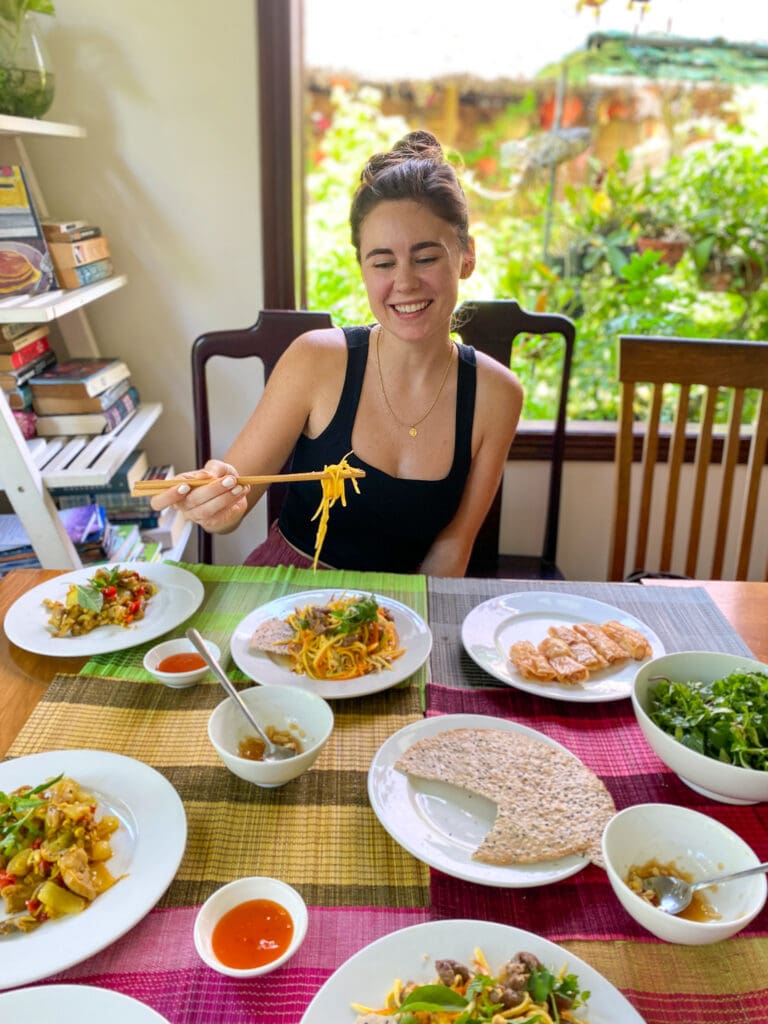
[208,683,333,788]
[193,875,308,977]
[143,637,221,688]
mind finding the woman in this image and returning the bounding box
[153,131,522,576]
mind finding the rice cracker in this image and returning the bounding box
[394,728,614,866]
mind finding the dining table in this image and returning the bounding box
[0,563,766,1024]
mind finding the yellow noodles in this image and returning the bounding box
[309,452,361,570]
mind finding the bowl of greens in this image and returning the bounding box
[632,652,768,805]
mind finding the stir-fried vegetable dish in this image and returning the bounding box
[285,593,404,680]
[353,948,590,1023]
[43,565,158,637]
[0,775,122,934]
[649,669,768,770]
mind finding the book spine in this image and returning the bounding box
[0,322,40,343]
[2,384,32,409]
[12,409,36,439]
[55,258,113,289]
[103,386,140,431]
[0,349,56,389]
[0,335,49,371]
[42,225,101,243]
[42,218,87,233]
[49,236,111,269]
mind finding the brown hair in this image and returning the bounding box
[350,130,470,259]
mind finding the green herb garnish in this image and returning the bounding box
[649,670,768,771]
[328,594,379,635]
[0,773,63,858]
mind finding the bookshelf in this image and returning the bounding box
[0,115,190,567]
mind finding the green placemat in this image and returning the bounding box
[81,562,430,698]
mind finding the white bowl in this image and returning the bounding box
[208,684,334,787]
[602,803,766,944]
[633,651,768,805]
[143,637,221,688]
[193,875,308,977]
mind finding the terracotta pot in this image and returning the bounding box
[637,237,686,267]
[699,258,764,293]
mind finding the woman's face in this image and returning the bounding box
[358,199,474,343]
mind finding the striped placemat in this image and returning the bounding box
[424,577,768,1024]
[5,563,431,1023]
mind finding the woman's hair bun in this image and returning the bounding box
[392,130,444,162]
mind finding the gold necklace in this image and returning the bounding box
[375,324,454,438]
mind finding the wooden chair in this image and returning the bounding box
[608,335,768,582]
[191,309,333,563]
[453,299,576,579]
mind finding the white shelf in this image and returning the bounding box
[0,275,127,324]
[0,114,86,139]
[28,403,164,488]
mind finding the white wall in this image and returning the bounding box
[27,0,264,562]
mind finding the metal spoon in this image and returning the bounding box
[646,860,768,914]
[186,627,297,762]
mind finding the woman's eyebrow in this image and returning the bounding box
[364,240,443,260]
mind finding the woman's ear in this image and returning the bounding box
[460,237,476,279]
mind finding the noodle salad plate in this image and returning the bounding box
[299,919,645,1023]
[3,563,205,657]
[230,588,432,699]
[462,591,664,703]
[0,749,187,991]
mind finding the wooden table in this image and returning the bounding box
[2,568,767,758]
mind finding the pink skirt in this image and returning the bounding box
[244,520,326,570]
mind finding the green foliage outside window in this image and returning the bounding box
[305,86,767,422]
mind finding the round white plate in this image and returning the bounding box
[368,713,591,887]
[3,562,205,657]
[299,918,645,1023]
[462,591,664,702]
[0,749,187,991]
[0,985,170,1023]
[230,589,432,699]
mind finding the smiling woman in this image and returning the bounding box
[154,130,523,577]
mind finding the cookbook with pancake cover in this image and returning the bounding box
[0,165,56,298]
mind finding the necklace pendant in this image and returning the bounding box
[408,427,418,438]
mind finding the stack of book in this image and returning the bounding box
[42,219,114,290]
[49,450,187,558]
[0,504,111,575]
[0,323,57,438]
[28,356,139,436]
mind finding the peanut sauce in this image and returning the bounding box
[211,898,294,969]
[626,859,721,922]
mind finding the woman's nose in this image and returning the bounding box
[394,262,418,291]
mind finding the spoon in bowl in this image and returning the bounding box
[647,860,768,914]
[186,628,297,762]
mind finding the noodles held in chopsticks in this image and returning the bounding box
[310,451,361,570]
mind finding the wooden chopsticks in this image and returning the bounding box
[131,467,366,497]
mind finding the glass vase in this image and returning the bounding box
[0,12,55,119]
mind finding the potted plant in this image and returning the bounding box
[673,139,768,294]
[633,173,689,267]
[0,0,55,118]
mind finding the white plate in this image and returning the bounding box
[0,749,187,990]
[230,589,432,699]
[3,562,205,657]
[368,713,591,887]
[462,591,664,702]
[0,985,170,1023]
[299,918,645,1023]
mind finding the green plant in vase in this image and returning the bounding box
[0,0,55,118]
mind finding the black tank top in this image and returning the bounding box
[278,325,477,572]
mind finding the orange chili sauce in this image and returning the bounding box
[211,898,294,969]
[157,652,207,673]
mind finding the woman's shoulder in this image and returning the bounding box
[469,346,523,393]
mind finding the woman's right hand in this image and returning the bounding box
[149,459,251,535]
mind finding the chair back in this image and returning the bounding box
[191,309,333,563]
[608,335,768,581]
[454,299,575,578]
